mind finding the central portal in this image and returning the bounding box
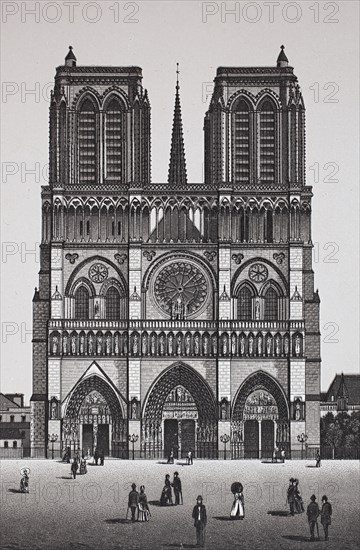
[162,385,197,459]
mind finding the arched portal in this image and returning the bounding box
[63,374,127,458]
[231,371,289,459]
[142,363,217,459]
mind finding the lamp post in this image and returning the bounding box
[128,434,139,460]
[220,434,230,460]
[48,434,58,460]
[297,433,308,460]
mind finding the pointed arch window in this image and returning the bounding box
[74,286,90,319]
[233,100,250,183]
[78,99,97,183]
[264,287,278,320]
[59,102,67,183]
[259,100,276,182]
[238,286,252,320]
[105,98,123,181]
[105,287,121,319]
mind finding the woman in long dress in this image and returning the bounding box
[79,457,87,475]
[138,486,150,521]
[160,474,173,506]
[293,479,304,514]
[230,482,245,519]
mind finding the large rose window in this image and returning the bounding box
[154,262,208,317]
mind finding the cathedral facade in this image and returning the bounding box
[30,46,321,459]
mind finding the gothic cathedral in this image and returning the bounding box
[31,46,321,459]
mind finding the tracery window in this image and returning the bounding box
[105,98,122,181]
[233,100,250,182]
[78,99,97,183]
[264,287,278,320]
[74,286,90,319]
[238,286,252,320]
[259,100,276,182]
[105,287,121,319]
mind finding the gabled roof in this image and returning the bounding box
[0,393,20,410]
[325,374,360,406]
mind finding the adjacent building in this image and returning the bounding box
[0,393,31,457]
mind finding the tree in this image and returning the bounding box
[324,423,343,459]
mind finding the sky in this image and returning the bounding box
[0,0,359,402]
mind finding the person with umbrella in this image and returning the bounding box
[230,482,245,520]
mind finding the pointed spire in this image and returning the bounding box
[277,45,288,68]
[65,46,76,67]
[337,373,349,399]
[168,63,188,187]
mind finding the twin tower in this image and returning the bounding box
[31,46,321,459]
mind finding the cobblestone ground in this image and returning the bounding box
[0,459,359,550]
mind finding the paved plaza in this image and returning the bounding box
[0,459,359,550]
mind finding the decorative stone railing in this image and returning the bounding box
[48,318,304,359]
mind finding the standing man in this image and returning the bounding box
[172,472,182,505]
[315,449,321,468]
[94,448,99,465]
[187,449,193,465]
[128,483,139,523]
[71,458,78,479]
[320,495,332,541]
[287,478,296,516]
[306,494,320,541]
[281,448,286,463]
[192,495,207,548]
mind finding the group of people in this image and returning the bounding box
[127,483,151,522]
[287,477,332,540]
[167,448,193,465]
[70,454,88,479]
[272,446,286,463]
[160,472,182,505]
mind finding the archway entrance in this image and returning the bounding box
[142,363,217,459]
[231,372,289,459]
[62,374,127,458]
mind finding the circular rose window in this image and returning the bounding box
[88,263,108,283]
[154,261,208,317]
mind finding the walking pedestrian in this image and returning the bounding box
[100,451,104,466]
[192,495,207,548]
[160,474,173,506]
[187,449,193,465]
[94,448,99,465]
[320,495,332,541]
[306,494,320,541]
[287,478,296,516]
[20,468,30,493]
[128,483,139,522]
[71,458,78,479]
[294,479,305,514]
[167,448,174,464]
[172,472,182,505]
[281,448,286,463]
[315,449,321,468]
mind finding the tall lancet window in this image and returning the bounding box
[233,100,250,182]
[105,98,122,181]
[78,98,97,183]
[259,100,276,182]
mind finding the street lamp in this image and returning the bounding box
[297,433,308,460]
[128,434,139,460]
[220,434,230,460]
[48,434,58,460]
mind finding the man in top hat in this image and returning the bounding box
[192,495,207,547]
[128,483,139,522]
[306,494,320,541]
[320,495,332,541]
[172,471,182,505]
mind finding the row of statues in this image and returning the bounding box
[51,332,303,357]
